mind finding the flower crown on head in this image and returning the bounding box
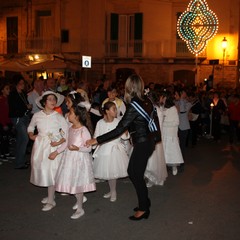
[78,101,91,111]
[69,90,77,99]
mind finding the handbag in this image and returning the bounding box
[131,100,161,143]
[188,112,199,121]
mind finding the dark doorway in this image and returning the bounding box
[7,17,18,54]
[173,70,195,86]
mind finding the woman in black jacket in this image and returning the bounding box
[8,74,32,169]
[211,92,226,142]
[86,74,155,220]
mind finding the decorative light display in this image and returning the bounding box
[177,0,218,55]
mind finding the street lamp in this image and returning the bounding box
[206,102,214,139]
[221,37,228,80]
[209,102,214,138]
[222,37,228,55]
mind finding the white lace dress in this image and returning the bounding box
[27,110,68,187]
[160,106,184,166]
[93,118,129,180]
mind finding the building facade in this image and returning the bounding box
[0,0,239,88]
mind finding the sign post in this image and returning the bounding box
[82,56,91,68]
[82,56,91,82]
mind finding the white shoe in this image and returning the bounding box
[72,196,87,210]
[110,192,117,202]
[95,179,105,183]
[103,192,111,198]
[61,193,69,196]
[42,201,56,211]
[41,197,48,204]
[71,209,85,219]
[172,166,178,176]
[146,182,154,188]
[41,195,55,204]
[159,181,164,186]
[103,192,117,201]
[83,195,87,203]
[72,203,78,210]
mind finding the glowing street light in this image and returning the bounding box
[221,37,228,80]
[209,102,214,138]
[222,37,228,51]
[206,102,214,139]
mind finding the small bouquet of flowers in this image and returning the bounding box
[47,128,65,142]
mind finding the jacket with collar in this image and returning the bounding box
[97,96,153,145]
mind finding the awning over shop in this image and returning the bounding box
[0,60,29,72]
[0,59,81,73]
[27,59,67,71]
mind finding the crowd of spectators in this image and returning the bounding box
[1,72,240,169]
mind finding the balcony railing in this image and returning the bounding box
[176,39,207,58]
[105,40,206,58]
[25,37,61,53]
[105,40,143,58]
[0,37,61,55]
[0,38,206,59]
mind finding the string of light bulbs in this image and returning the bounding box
[177,0,219,55]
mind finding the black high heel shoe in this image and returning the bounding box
[133,207,139,211]
[129,210,150,221]
[133,199,151,211]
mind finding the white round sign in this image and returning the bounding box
[82,56,91,68]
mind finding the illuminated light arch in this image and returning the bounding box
[177,0,219,55]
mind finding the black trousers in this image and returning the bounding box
[178,129,189,159]
[127,139,155,211]
[212,119,221,141]
[189,120,200,146]
[0,124,12,155]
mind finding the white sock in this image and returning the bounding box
[108,179,117,196]
[75,193,84,212]
[47,185,55,204]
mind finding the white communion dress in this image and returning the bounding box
[160,106,184,166]
[145,106,168,185]
[55,126,96,194]
[28,110,68,187]
[93,118,129,180]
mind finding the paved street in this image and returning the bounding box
[1,134,240,240]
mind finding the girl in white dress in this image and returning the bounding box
[66,91,91,125]
[65,91,85,118]
[145,108,168,187]
[159,90,184,175]
[59,91,90,202]
[102,84,132,156]
[144,91,168,187]
[28,91,68,211]
[93,101,129,202]
[51,105,96,219]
